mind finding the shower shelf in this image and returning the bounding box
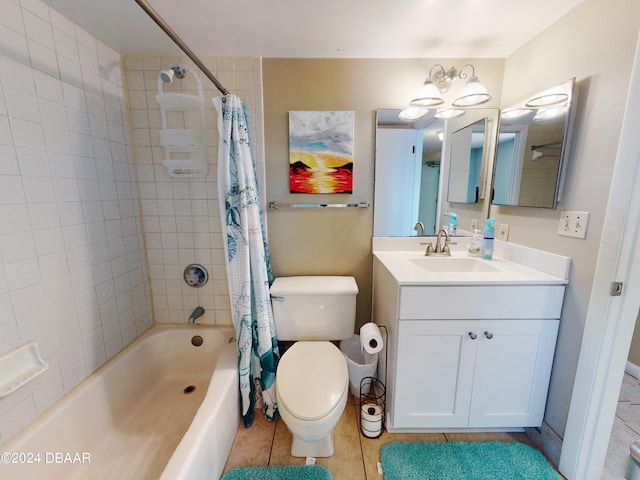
[159,129,206,152]
[155,92,204,110]
[0,342,49,398]
[156,64,209,178]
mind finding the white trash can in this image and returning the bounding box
[340,334,378,397]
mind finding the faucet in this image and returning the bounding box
[188,306,205,324]
[424,228,451,256]
[413,221,425,236]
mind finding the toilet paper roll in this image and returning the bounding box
[360,323,383,354]
[361,403,383,438]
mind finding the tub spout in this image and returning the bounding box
[188,306,205,324]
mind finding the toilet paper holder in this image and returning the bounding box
[359,376,385,439]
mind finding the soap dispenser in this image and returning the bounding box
[481,218,495,260]
[468,229,482,257]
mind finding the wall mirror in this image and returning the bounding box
[492,78,576,208]
[374,108,497,237]
[447,117,487,204]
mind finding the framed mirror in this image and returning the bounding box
[492,78,576,208]
[374,108,497,237]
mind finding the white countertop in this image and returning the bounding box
[372,237,571,286]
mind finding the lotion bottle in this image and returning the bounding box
[481,218,495,260]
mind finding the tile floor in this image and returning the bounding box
[223,394,563,479]
[603,373,640,479]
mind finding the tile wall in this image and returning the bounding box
[517,122,565,207]
[123,55,263,326]
[0,0,152,442]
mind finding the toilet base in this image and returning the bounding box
[290,431,335,458]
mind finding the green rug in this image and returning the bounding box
[221,465,332,480]
[380,441,560,480]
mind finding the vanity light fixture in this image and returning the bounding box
[501,108,532,119]
[525,92,569,108]
[410,64,492,108]
[434,108,465,119]
[398,106,431,121]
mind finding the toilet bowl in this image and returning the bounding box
[276,341,349,457]
[270,276,359,458]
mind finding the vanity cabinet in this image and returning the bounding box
[393,318,558,429]
[372,255,566,432]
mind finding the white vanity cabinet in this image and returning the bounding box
[372,253,567,432]
[394,318,559,429]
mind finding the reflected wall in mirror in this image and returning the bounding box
[492,78,576,208]
[447,118,486,204]
[374,108,497,237]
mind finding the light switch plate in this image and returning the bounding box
[558,211,590,239]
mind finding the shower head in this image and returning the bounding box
[160,65,186,84]
[532,150,544,160]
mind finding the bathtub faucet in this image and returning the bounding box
[188,306,205,324]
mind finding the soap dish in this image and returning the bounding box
[0,342,49,398]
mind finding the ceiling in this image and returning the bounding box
[48,0,586,58]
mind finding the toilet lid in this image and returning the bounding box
[277,342,348,421]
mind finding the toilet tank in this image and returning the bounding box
[270,276,358,341]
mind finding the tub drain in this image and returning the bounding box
[191,335,203,346]
[184,385,196,394]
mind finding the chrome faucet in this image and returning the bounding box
[413,221,425,236]
[424,228,451,256]
[188,306,205,324]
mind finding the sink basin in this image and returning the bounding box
[409,257,499,273]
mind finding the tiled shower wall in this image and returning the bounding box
[124,55,263,326]
[0,0,266,444]
[0,0,154,442]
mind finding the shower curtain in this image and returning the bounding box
[213,94,279,427]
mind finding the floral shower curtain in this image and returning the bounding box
[213,94,279,427]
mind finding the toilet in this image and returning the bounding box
[270,276,359,458]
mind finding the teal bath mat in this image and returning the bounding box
[380,441,560,480]
[222,465,332,480]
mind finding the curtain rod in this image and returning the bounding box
[134,0,230,95]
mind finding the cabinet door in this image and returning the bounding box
[394,320,476,428]
[469,319,559,428]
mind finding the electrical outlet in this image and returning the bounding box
[558,211,590,239]
[498,223,509,241]
[470,218,478,231]
[442,202,451,215]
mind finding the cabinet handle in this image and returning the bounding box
[468,332,477,340]
[484,331,494,339]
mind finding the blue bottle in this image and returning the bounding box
[481,218,495,260]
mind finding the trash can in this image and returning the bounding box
[340,334,378,397]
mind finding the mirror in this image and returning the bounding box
[447,118,487,204]
[374,108,498,237]
[492,78,576,208]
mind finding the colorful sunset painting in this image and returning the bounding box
[289,111,355,194]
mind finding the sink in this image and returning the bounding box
[409,257,499,273]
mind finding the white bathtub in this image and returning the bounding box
[0,325,240,480]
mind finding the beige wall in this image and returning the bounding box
[495,0,640,436]
[262,58,504,328]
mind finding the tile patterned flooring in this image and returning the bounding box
[603,373,640,479]
[223,394,562,479]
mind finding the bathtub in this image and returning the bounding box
[0,325,240,480]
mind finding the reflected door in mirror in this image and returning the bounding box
[373,128,423,236]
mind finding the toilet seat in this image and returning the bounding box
[277,342,348,421]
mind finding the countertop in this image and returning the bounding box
[372,237,571,286]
